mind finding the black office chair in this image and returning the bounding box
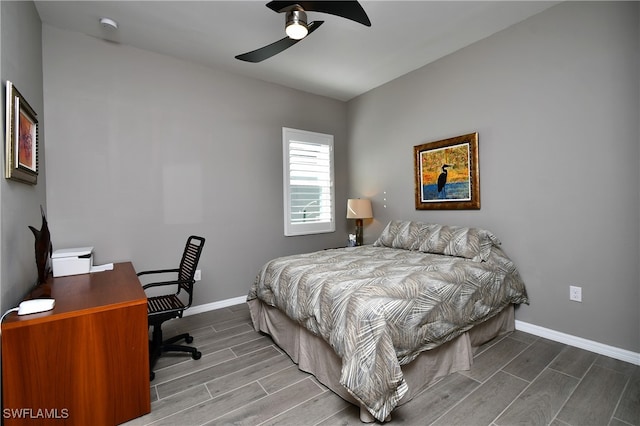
[137,235,205,381]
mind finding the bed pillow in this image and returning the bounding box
[373,220,501,262]
[372,220,425,250]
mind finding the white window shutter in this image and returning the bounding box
[283,128,335,236]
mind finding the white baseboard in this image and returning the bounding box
[185,297,640,367]
[185,296,247,316]
[516,320,640,366]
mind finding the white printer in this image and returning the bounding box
[51,247,93,277]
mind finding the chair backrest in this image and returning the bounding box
[178,236,206,297]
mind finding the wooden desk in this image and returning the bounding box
[2,262,150,425]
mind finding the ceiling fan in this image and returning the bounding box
[235,1,371,63]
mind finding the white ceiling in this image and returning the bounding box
[34,1,558,101]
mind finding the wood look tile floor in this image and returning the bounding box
[124,304,639,426]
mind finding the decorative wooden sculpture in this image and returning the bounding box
[29,205,52,286]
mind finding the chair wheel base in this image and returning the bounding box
[193,351,202,360]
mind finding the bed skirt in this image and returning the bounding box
[247,299,515,421]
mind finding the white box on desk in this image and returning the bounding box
[52,247,93,277]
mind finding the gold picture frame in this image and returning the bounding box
[414,132,479,210]
[5,81,39,185]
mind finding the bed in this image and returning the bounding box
[247,220,529,422]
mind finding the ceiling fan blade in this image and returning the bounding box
[235,21,324,63]
[236,38,297,63]
[266,1,371,27]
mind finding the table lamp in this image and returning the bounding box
[346,198,373,246]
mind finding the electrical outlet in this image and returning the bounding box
[569,285,582,302]
[194,270,201,281]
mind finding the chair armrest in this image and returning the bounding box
[142,278,195,290]
[137,268,180,277]
[137,268,187,290]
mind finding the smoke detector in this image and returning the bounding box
[99,17,118,31]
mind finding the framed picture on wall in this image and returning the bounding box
[414,132,479,210]
[5,81,39,185]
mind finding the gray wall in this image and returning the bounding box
[347,1,639,352]
[1,1,47,312]
[41,25,349,304]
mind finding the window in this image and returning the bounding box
[283,127,335,236]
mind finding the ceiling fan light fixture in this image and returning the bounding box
[285,9,308,40]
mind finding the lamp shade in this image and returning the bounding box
[346,199,373,219]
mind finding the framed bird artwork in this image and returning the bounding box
[414,132,480,210]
